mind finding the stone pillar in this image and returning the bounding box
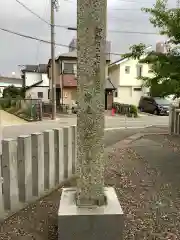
[58,0,124,238]
[76,0,106,207]
[17,135,32,202]
[31,133,44,197]
[44,130,55,189]
[54,128,64,184]
[2,139,19,210]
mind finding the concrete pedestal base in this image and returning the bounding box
[58,187,123,240]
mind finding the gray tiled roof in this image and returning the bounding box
[22,64,47,73]
[57,50,77,58]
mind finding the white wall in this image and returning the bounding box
[109,57,151,106]
[25,72,49,87]
[25,72,50,102]
[26,87,49,102]
[119,58,150,87]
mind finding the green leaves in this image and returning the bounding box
[122,0,180,98]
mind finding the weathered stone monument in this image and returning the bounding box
[58,0,123,239]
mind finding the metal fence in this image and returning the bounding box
[0,98,43,121]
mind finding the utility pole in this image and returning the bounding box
[51,0,58,120]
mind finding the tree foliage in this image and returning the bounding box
[3,85,25,98]
[122,0,180,98]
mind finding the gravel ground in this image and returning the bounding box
[1,128,176,240]
[106,135,180,240]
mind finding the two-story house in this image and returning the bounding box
[48,39,116,109]
[21,64,50,102]
[108,57,151,106]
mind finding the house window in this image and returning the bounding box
[125,66,130,74]
[63,63,75,74]
[38,92,43,98]
[137,65,143,77]
[134,87,142,91]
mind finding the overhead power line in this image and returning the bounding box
[0,26,132,56]
[14,0,71,28]
[15,0,155,34]
[15,0,50,25]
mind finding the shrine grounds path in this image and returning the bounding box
[2,126,180,240]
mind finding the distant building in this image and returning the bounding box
[21,64,49,102]
[108,56,151,106]
[156,41,168,53]
[47,39,116,109]
[0,76,23,97]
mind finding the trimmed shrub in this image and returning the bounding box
[112,102,138,117]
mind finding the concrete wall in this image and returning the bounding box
[0,125,77,221]
[62,88,77,105]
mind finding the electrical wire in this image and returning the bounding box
[14,0,72,28]
[14,0,157,35]
[0,26,131,56]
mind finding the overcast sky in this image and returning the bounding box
[0,0,176,77]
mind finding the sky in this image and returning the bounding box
[0,0,176,77]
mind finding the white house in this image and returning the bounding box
[22,64,50,102]
[108,57,151,106]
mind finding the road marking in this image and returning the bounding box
[105,125,153,131]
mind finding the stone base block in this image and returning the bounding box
[58,187,123,240]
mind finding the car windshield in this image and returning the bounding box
[154,98,170,105]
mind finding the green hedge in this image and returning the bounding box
[112,102,138,117]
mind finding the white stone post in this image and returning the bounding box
[31,133,44,197]
[63,127,69,179]
[2,139,19,210]
[44,130,55,189]
[54,128,64,184]
[71,125,76,174]
[68,126,73,177]
[17,135,32,202]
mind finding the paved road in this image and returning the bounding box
[0,115,169,140]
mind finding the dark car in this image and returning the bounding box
[138,96,170,115]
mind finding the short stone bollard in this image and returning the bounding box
[54,128,64,184]
[44,130,55,189]
[31,132,44,197]
[17,135,32,202]
[2,139,19,211]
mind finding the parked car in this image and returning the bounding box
[138,96,170,115]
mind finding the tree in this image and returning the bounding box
[3,85,25,98]
[122,0,180,98]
